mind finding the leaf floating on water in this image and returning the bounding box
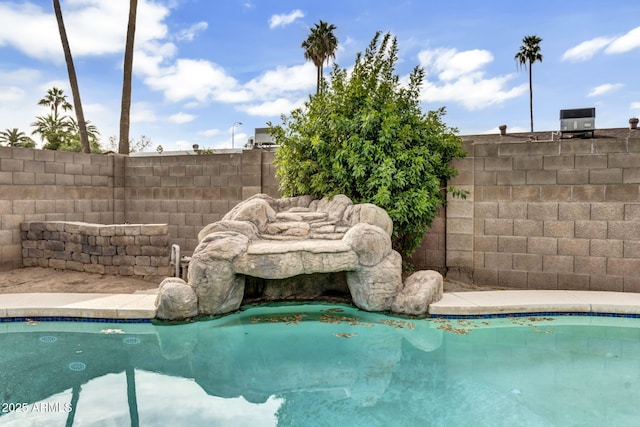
[101,329,125,334]
[251,313,307,325]
[324,308,345,314]
[333,333,356,338]
[456,319,477,329]
[432,318,472,335]
[250,313,307,325]
[509,316,556,331]
[528,317,555,322]
[25,319,40,325]
[320,314,374,327]
[380,319,415,330]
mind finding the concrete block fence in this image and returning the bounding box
[0,146,276,271]
[442,133,640,291]
[0,147,120,270]
[3,130,640,292]
[21,221,171,280]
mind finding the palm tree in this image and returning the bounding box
[31,115,72,150]
[60,118,102,152]
[38,87,72,121]
[52,0,90,153]
[0,128,35,147]
[68,118,101,144]
[119,0,138,155]
[515,34,543,132]
[302,20,338,93]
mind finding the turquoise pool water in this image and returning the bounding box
[1,304,640,426]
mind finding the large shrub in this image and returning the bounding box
[269,32,466,261]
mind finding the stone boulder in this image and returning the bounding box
[391,270,444,316]
[347,250,403,312]
[155,277,198,320]
[189,231,249,315]
[343,223,392,266]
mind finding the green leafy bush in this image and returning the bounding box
[269,32,466,260]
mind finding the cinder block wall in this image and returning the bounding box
[444,136,640,291]
[123,150,279,255]
[0,147,120,270]
[409,208,446,274]
[1,147,277,271]
[5,138,640,292]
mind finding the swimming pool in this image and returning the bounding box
[1,304,639,426]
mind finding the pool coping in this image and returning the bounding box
[429,290,640,317]
[2,289,640,321]
[0,291,158,321]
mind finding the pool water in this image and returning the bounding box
[1,304,640,426]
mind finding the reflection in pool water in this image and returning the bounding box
[1,304,640,426]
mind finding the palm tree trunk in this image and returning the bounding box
[53,0,90,153]
[529,61,534,132]
[316,65,321,94]
[119,0,138,155]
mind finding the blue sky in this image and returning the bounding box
[1,0,639,152]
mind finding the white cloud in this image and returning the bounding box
[0,86,25,103]
[168,112,196,124]
[561,37,614,62]
[199,128,222,137]
[269,9,304,29]
[416,48,526,110]
[587,83,624,97]
[143,58,246,103]
[0,0,309,116]
[38,79,70,95]
[239,98,305,116]
[421,74,527,110]
[631,102,640,110]
[0,69,40,103]
[0,68,42,84]
[244,63,315,99]
[419,48,493,81]
[605,26,640,54]
[563,26,640,62]
[130,102,158,123]
[176,22,208,42]
[83,103,106,114]
[0,0,170,62]
[0,2,60,61]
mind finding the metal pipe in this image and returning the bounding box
[170,244,180,277]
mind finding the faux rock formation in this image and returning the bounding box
[155,194,444,320]
[155,277,198,320]
[391,270,443,316]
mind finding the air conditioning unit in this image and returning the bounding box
[560,108,595,137]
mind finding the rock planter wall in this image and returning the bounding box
[21,221,171,281]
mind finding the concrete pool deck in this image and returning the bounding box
[0,290,158,320]
[3,289,640,320]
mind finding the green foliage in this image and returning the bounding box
[31,87,102,152]
[0,128,35,147]
[270,32,466,260]
[514,34,543,70]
